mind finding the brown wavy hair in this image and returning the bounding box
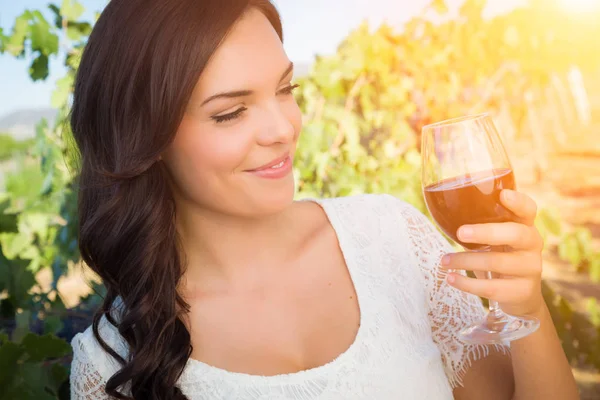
[70,1,283,398]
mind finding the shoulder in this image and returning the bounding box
[315,193,426,228]
[314,193,452,263]
[305,193,434,258]
[71,308,129,380]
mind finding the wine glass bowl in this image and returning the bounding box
[421,113,540,344]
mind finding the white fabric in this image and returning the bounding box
[70,194,508,399]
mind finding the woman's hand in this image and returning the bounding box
[440,189,545,317]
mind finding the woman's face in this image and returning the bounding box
[163,8,302,218]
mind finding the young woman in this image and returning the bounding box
[68,0,578,399]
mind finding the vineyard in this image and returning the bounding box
[0,0,599,398]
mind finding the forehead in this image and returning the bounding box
[194,8,288,95]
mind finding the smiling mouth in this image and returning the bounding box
[247,153,290,172]
[269,159,286,169]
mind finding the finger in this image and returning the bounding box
[457,222,543,250]
[500,189,538,225]
[446,273,531,303]
[441,251,542,277]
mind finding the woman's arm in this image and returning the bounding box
[509,304,579,399]
[454,303,578,400]
[444,189,578,400]
[71,333,111,400]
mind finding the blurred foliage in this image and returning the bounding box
[559,227,600,283]
[0,332,71,400]
[0,135,35,162]
[0,0,92,398]
[0,0,599,397]
[535,210,600,370]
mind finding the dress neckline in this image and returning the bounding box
[181,197,368,385]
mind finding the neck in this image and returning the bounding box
[176,199,300,289]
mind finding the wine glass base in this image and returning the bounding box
[459,313,540,345]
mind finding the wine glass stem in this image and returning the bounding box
[470,247,506,320]
[485,271,504,319]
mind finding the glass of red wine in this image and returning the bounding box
[421,113,540,344]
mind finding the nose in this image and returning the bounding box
[256,100,295,146]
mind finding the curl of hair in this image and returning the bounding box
[70,1,282,398]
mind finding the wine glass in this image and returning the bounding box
[421,113,540,344]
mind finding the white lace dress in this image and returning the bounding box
[70,194,507,399]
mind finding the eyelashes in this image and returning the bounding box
[278,83,300,96]
[212,106,248,124]
[211,84,300,124]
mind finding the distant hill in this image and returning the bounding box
[0,108,58,140]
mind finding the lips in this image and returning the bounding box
[247,153,290,172]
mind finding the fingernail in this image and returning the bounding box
[447,274,456,284]
[459,226,474,240]
[503,190,515,202]
[441,255,451,266]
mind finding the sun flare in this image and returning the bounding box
[559,0,600,12]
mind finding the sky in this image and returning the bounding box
[0,0,524,118]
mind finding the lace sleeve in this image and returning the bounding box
[395,198,509,388]
[70,333,110,400]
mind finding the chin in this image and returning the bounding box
[252,176,296,215]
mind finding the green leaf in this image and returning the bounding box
[66,48,83,70]
[0,232,32,259]
[29,11,59,56]
[51,74,74,109]
[1,258,35,311]
[21,333,71,362]
[66,21,92,41]
[0,27,6,52]
[40,170,55,196]
[535,208,562,238]
[43,315,63,335]
[24,213,50,242]
[1,386,33,400]
[60,0,85,21]
[47,363,69,393]
[0,254,9,295]
[587,298,600,327]
[557,296,573,321]
[19,361,45,387]
[66,25,81,41]
[0,340,23,388]
[47,4,63,29]
[7,370,56,400]
[5,13,31,56]
[13,310,31,343]
[590,253,600,283]
[0,198,18,233]
[558,235,582,267]
[29,54,50,81]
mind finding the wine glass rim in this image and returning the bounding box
[422,113,490,130]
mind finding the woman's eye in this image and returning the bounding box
[278,84,300,95]
[211,107,247,124]
[210,85,298,124]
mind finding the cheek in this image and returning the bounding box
[166,118,253,192]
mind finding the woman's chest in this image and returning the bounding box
[179,292,453,400]
[186,227,361,376]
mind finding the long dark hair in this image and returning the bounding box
[70,1,283,398]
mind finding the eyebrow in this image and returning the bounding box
[200,62,294,107]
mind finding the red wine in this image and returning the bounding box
[424,168,516,250]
